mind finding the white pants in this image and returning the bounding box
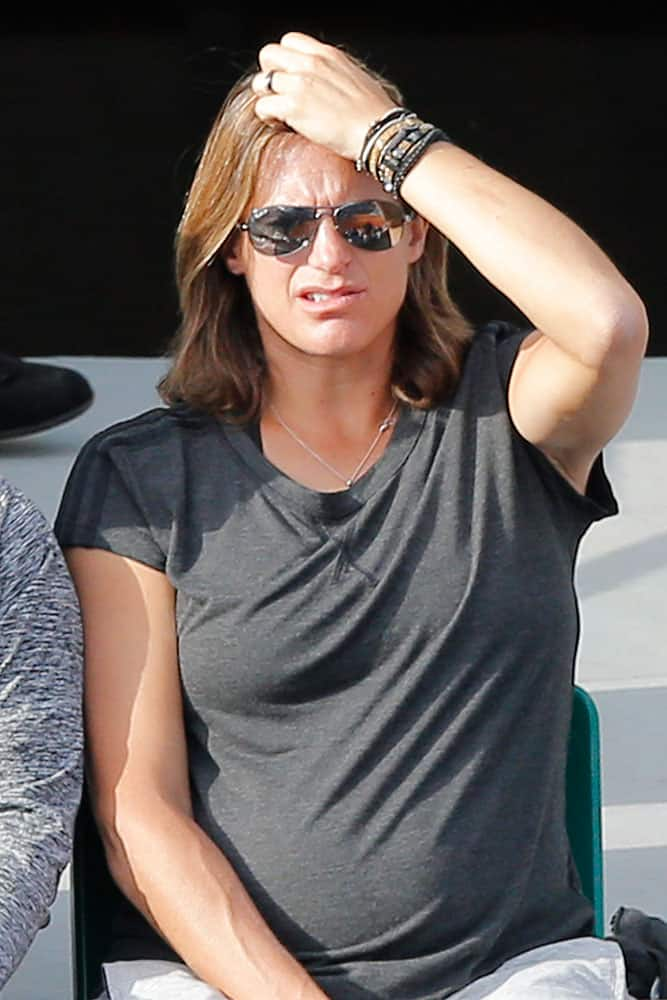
[96,936,631,999]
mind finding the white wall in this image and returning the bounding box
[574,359,667,929]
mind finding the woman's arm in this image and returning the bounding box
[66,546,329,1000]
[254,31,649,491]
[399,142,648,490]
[0,489,83,988]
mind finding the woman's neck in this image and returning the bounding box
[263,345,395,438]
[259,364,399,492]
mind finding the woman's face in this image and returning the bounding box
[225,138,427,369]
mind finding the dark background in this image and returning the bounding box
[2,10,665,358]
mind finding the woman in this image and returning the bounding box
[55,31,648,1000]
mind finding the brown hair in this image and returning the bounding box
[158,54,473,420]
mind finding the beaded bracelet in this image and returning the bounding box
[376,120,436,192]
[355,106,452,197]
[368,117,416,179]
[355,107,414,175]
[391,127,450,196]
[376,121,451,196]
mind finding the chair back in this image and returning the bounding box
[567,684,605,936]
[70,785,125,1000]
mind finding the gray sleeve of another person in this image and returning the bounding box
[0,481,83,988]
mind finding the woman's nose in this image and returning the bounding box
[306,216,353,271]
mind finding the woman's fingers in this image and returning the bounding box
[278,31,330,54]
[251,33,395,161]
[257,39,333,77]
[260,32,339,65]
[250,68,278,97]
[253,93,291,124]
[257,42,300,74]
[252,69,299,126]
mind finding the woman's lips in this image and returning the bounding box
[298,288,366,312]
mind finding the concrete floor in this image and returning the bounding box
[1,355,665,999]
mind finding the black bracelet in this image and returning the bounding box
[393,127,451,196]
[376,121,436,192]
[355,107,413,174]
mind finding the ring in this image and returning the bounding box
[264,70,275,94]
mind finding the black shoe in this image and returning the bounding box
[609,905,667,998]
[0,354,94,440]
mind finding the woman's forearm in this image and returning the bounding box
[252,32,647,365]
[101,797,329,1000]
[401,141,648,363]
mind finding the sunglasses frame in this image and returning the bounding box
[237,199,415,258]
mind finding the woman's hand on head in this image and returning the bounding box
[252,31,397,162]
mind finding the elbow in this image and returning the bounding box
[587,284,649,368]
[94,797,143,891]
[93,790,173,892]
[610,285,649,355]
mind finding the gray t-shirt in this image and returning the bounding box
[55,322,618,999]
[0,478,83,988]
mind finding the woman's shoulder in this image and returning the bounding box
[0,478,66,588]
[458,318,534,395]
[470,318,532,353]
[0,477,51,541]
[76,405,216,461]
[55,407,219,562]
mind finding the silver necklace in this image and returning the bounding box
[268,399,399,488]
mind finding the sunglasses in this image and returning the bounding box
[237,199,415,258]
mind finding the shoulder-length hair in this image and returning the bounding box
[158,54,473,421]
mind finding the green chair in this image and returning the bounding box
[71,684,605,998]
[566,684,605,936]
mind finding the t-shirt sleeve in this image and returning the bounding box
[54,429,167,571]
[483,320,619,526]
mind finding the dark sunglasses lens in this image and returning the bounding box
[248,206,316,256]
[245,201,409,256]
[336,200,406,250]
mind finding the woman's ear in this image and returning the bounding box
[221,233,248,274]
[223,241,247,276]
[406,215,428,263]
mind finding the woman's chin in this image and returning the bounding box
[261,317,396,363]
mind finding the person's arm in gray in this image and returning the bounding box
[0,481,83,987]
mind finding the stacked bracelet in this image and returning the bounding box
[390,126,450,195]
[355,107,412,174]
[356,107,451,197]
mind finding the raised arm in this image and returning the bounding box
[398,142,648,491]
[254,31,649,492]
[65,546,329,1000]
